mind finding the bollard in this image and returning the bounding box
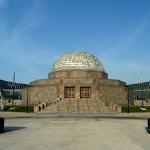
[0,117,5,133]
[147,118,150,134]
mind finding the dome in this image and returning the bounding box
[52,51,105,72]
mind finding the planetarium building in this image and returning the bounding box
[23,51,127,113]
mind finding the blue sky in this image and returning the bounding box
[0,0,150,84]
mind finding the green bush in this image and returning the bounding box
[4,105,11,111]
[122,105,150,113]
[4,105,34,112]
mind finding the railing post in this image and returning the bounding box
[147,118,150,133]
[0,117,5,133]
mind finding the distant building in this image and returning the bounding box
[129,81,150,105]
[23,51,128,113]
[0,79,28,100]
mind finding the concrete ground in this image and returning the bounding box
[0,113,150,150]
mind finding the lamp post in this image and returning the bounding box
[127,85,130,113]
[141,83,144,108]
[26,86,29,113]
[141,72,144,108]
[12,84,14,107]
[12,72,15,107]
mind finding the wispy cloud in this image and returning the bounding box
[107,60,150,83]
[0,0,7,7]
[0,1,53,75]
[126,14,150,45]
[101,13,150,59]
[0,0,4,5]
[99,13,150,83]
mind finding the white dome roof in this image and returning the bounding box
[52,51,105,72]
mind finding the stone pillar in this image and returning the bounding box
[117,106,121,112]
[76,86,80,100]
[60,84,64,100]
[34,106,39,112]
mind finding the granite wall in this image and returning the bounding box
[22,78,127,112]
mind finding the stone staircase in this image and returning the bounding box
[41,98,121,113]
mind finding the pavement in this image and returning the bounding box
[0,112,150,150]
[0,111,150,119]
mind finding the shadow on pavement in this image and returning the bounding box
[4,126,26,133]
[145,127,150,134]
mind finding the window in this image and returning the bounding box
[64,87,75,98]
[80,87,91,98]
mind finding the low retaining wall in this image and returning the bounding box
[134,100,150,106]
[34,102,47,112]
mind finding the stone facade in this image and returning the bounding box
[22,51,128,113]
[22,71,127,113]
[48,70,108,79]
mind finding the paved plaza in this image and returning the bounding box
[0,113,150,150]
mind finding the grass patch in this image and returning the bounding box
[4,105,34,112]
[122,105,150,113]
